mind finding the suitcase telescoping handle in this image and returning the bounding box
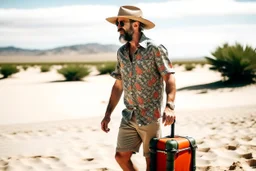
[170,119,175,138]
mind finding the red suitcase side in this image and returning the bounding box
[150,136,196,171]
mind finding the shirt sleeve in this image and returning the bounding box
[110,52,122,80]
[154,44,175,76]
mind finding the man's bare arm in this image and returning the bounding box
[105,79,123,117]
[163,73,176,103]
[162,73,176,126]
[101,79,123,132]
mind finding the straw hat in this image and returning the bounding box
[106,5,155,30]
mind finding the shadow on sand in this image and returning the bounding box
[47,80,86,83]
[177,80,254,91]
[0,77,5,80]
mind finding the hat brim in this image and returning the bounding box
[106,16,155,30]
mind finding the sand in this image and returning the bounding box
[0,64,255,171]
[0,53,117,63]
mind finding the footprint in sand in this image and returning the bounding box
[196,165,212,171]
[31,155,59,161]
[196,158,211,167]
[198,147,211,153]
[240,153,253,159]
[236,147,254,160]
[72,136,82,140]
[7,155,60,162]
[241,135,253,141]
[247,159,256,168]
[82,157,94,162]
[0,133,14,139]
[58,126,69,132]
[229,161,243,170]
[0,159,8,167]
[5,129,51,139]
[5,155,61,170]
[229,121,237,125]
[225,145,237,150]
[91,128,99,132]
[96,168,109,171]
[196,139,204,145]
[210,126,217,130]
[76,128,84,133]
[200,151,218,161]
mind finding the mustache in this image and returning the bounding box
[118,28,125,32]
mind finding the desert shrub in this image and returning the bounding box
[205,43,256,83]
[57,64,90,81]
[40,65,51,72]
[184,63,195,71]
[96,62,116,75]
[200,63,205,67]
[0,65,19,78]
[22,65,29,71]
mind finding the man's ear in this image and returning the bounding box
[133,22,139,31]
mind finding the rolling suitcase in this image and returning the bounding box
[149,121,197,171]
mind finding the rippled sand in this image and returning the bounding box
[0,65,255,171]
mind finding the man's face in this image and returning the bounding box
[116,19,134,44]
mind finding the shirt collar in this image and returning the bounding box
[124,32,149,50]
[138,32,149,49]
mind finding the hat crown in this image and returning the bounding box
[118,6,143,18]
[106,5,155,30]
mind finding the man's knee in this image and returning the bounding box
[115,151,132,163]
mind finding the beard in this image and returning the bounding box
[118,26,134,44]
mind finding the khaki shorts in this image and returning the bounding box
[116,115,161,157]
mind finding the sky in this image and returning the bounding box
[0,0,256,58]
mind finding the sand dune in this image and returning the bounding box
[0,65,255,171]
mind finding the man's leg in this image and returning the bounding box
[138,120,161,171]
[115,117,141,171]
[115,151,138,171]
[146,157,150,171]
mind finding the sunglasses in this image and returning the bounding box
[115,20,126,27]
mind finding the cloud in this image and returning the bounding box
[1,23,255,58]
[138,0,256,18]
[148,24,256,58]
[0,0,255,58]
[0,5,117,28]
[0,23,117,49]
[0,0,256,28]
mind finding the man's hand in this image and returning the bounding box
[101,116,111,133]
[162,107,175,126]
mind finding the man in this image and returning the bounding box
[101,5,176,171]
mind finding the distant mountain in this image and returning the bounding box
[0,43,119,56]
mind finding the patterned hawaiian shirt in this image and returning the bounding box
[111,33,175,126]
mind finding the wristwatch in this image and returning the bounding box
[166,102,175,110]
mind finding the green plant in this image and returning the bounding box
[0,65,19,78]
[96,62,116,75]
[205,43,256,83]
[184,63,195,71]
[22,65,29,71]
[57,64,91,81]
[40,65,51,72]
[200,63,205,67]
